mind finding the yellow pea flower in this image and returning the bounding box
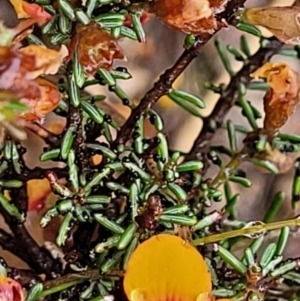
[123,234,233,301]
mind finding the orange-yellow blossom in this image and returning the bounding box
[124,234,233,301]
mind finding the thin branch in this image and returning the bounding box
[69,106,89,172]
[0,229,28,262]
[8,268,41,288]
[0,227,58,279]
[5,166,68,181]
[113,0,248,147]
[10,185,28,215]
[185,38,283,169]
[10,223,62,277]
[113,39,206,146]
[0,187,62,278]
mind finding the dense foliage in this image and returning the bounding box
[1,0,300,300]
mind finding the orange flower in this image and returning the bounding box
[250,62,300,131]
[0,45,41,101]
[21,78,62,121]
[19,45,68,79]
[9,0,51,25]
[123,234,233,301]
[243,6,300,45]
[77,23,125,76]
[0,274,24,301]
[27,178,52,211]
[149,0,228,35]
[22,2,52,24]
[0,43,67,122]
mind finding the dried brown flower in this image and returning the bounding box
[76,23,125,76]
[9,0,52,25]
[243,6,300,45]
[250,62,300,131]
[149,0,228,35]
[22,78,62,121]
[0,43,67,122]
[19,45,68,79]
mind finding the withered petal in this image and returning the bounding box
[149,0,227,34]
[251,62,300,131]
[19,45,68,79]
[21,78,61,121]
[77,24,125,76]
[243,7,300,45]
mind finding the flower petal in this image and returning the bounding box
[77,23,125,76]
[243,7,300,45]
[250,62,298,95]
[9,0,51,25]
[27,178,52,211]
[22,2,52,25]
[19,45,68,79]
[149,0,227,34]
[6,277,24,301]
[21,78,61,121]
[8,0,29,19]
[123,234,212,301]
[251,62,300,131]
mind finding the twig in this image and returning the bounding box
[43,269,124,289]
[185,38,283,169]
[0,187,62,277]
[10,184,28,213]
[113,0,248,147]
[69,106,89,172]
[11,223,62,277]
[5,166,68,182]
[0,229,29,263]
[1,214,62,277]
[0,227,59,279]
[193,215,300,246]
[8,268,41,287]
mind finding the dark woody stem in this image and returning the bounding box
[113,0,248,147]
[185,38,282,170]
